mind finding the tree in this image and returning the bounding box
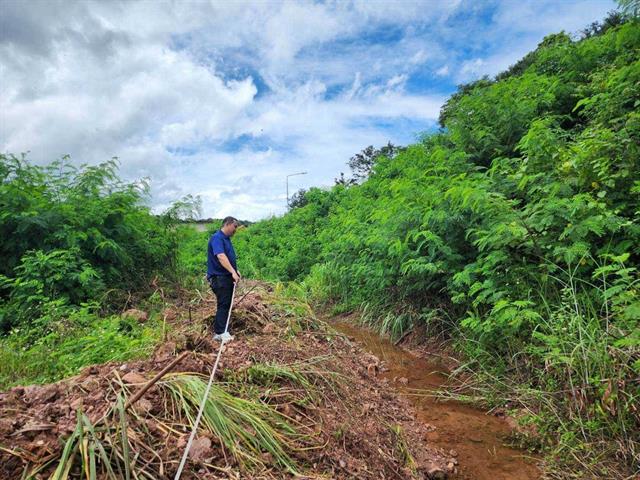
[333,172,356,186]
[288,188,309,209]
[438,77,494,127]
[580,11,628,38]
[347,142,400,182]
[161,194,202,224]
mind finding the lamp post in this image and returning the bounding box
[286,171,307,209]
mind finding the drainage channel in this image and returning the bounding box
[332,320,541,480]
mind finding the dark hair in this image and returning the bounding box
[222,216,238,226]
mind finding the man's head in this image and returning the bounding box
[221,216,239,236]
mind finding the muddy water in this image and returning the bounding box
[333,320,540,480]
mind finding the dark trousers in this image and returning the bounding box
[209,275,234,334]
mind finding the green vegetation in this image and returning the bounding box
[0,155,177,332]
[239,356,340,406]
[0,311,162,389]
[162,373,301,473]
[234,18,640,476]
[1,9,639,479]
[0,154,201,388]
[48,397,133,480]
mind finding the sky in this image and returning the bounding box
[0,0,618,220]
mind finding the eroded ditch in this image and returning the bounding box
[332,319,541,480]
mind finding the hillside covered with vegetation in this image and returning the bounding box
[1,9,638,480]
[233,18,640,476]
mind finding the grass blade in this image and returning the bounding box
[116,395,132,480]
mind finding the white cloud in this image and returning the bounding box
[452,0,615,83]
[458,58,488,80]
[491,0,616,35]
[436,65,450,77]
[1,39,257,179]
[410,49,428,65]
[0,0,619,220]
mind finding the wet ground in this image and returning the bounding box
[333,320,541,480]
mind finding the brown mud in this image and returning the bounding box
[332,319,541,480]
[1,285,457,479]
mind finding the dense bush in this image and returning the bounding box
[0,155,177,332]
[0,156,207,388]
[237,20,640,476]
[234,187,341,281]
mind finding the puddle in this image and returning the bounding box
[332,320,540,480]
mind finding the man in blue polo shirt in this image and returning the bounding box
[207,216,241,342]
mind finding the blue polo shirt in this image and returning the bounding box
[207,230,237,278]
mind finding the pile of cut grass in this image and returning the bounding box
[161,372,303,474]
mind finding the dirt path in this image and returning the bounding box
[0,287,457,479]
[332,319,541,480]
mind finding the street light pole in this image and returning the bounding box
[286,171,307,209]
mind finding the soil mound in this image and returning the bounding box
[1,285,453,478]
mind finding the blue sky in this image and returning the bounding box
[0,0,618,220]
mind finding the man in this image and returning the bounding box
[207,216,241,342]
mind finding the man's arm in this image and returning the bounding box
[216,253,240,282]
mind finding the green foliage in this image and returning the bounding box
[174,224,209,288]
[234,187,341,281]
[3,14,637,478]
[49,407,127,480]
[0,155,202,389]
[0,310,161,389]
[347,142,401,182]
[161,193,202,224]
[0,248,103,329]
[237,20,640,476]
[287,188,310,209]
[0,154,181,332]
[162,373,300,473]
[443,73,558,165]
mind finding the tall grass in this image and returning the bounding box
[360,302,414,340]
[49,396,135,480]
[267,282,321,333]
[161,373,302,473]
[447,260,640,478]
[0,313,162,389]
[241,356,343,406]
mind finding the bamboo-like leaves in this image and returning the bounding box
[162,373,301,474]
[49,410,120,480]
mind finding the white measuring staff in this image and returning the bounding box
[174,281,236,480]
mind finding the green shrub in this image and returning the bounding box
[0,155,181,331]
[236,20,640,476]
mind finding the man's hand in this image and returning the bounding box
[217,253,241,282]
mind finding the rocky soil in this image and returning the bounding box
[1,284,455,479]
